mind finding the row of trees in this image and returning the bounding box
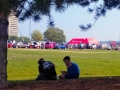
[8,36,30,42]
[32,27,66,43]
[10,27,66,44]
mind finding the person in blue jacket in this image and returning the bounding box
[59,56,80,79]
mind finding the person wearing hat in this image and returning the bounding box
[36,58,57,80]
[59,56,80,79]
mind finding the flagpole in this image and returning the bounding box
[119,33,120,42]
[29,18,31,41]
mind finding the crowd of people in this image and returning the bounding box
[36,56,80,80]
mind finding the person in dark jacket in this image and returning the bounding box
[36,58,57,80]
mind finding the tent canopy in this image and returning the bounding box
[68,38,99,45]
[84,38,99,45]
[68,38,84,44]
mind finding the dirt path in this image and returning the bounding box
[2,77,120,90]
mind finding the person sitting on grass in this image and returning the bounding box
[59,56,80,79]
[36,58,57,80]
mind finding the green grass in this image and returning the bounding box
[7,49,120,81]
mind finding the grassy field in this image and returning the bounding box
[7,49,120,81]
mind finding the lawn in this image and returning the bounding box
[7,49,120,81]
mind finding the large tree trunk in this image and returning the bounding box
[0,17,8,88]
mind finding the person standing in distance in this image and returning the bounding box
[59,56,80,79]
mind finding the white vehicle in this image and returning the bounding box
[106,44,112,50]
[91,45,97,49]
[16,42,27,48]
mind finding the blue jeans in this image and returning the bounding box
[65,74,79,79]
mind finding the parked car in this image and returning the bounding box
[115,43,120,50]
[53,43,60,49]
[45,42,54,49]
[106,44,112,50]
[59,44,66,49]
[7,42,12,48]
[29,41,39,49]
[73,45,78,49]
[90,44,97,49]
[16,42,27,48]
[98,44,107,50]
[39,41,46,49]
[53,45,60,49]
[53,44,66,49]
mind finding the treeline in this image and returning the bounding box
[8,36,30,42]
[9,27,66,44]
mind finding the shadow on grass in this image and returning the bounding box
[8,76,120,84]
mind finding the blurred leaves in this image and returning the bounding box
[17,0,100,28]
[80,0,120,30]
[79,23,92,31]
[1,0,120,30]
[88,8,94,14]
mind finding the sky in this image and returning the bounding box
[18,4,120,42]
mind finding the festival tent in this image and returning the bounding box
[84,38,99,44]
[68,38,85,44]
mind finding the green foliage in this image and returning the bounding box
[0,0,28,18]
[8,36,18,41]
[1,0,119,29]
[0,0,17,17]
[18,0,119,29]
[8,49,120,81]
[1,0,120,29]
[44,27,66,43]
[31,30,43,41]
[8,36,30,42]
[19,36,30,42]
[18,0,94,26]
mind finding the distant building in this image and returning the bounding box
[8,11,18,36]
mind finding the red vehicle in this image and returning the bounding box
[45,42,54,49]
[7,42,12,48]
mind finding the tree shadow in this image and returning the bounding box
[8,76,120,84]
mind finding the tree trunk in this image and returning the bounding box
[0,17,8,88]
